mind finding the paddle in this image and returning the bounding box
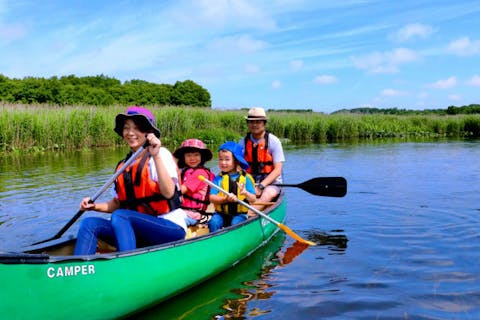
[199,176,316,246]
[274,177,347,197]
[32,141,149,245]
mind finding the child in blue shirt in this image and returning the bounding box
[208,141,257,232]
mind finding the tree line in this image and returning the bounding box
[332,104,480,115]
[0,74,211,107]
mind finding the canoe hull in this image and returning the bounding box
[0,197,286,319]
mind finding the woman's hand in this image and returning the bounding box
[146,133,161,157]
[80,197,95,211]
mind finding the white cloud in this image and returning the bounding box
[208,35,268,54]
[448,94,462,101]
[290,59,303,71]
[56,33,169,76]
[446,37,480,56]
[392,23,434,42]
[313,75,337,84]
[466,75,480,86]
[416,91,429,106]
[417,91,429,99]
[352,48,420,74]
[428,76,458,89]
[245,63,259,74]
[381,88,407,97]
[389,48,420,64]
[271,80,282,89]
[0,23,26,42]
[172,0,276,31]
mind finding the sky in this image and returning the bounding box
[1,0,480,113]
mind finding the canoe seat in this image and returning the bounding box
[185,224,209,239]
[96,239,117,254]
[94,224,211,253]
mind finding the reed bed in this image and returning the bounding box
[1,104,479,153]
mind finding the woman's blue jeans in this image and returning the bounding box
[208,212,247,233]
[74,209,186,255]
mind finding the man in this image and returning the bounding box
[239,107,285,213]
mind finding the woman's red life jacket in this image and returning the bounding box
[243,131,274,178]
[180,167,214,214]
[115,152,177,215]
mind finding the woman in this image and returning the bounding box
[74,106,187,255]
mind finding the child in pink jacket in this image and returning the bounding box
[173,139,215,226]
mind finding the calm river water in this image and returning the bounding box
[1,140,479,319]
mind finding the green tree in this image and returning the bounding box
[172,80,211,107]
[0,74,212,107]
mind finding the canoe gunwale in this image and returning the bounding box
[0,252,50,264]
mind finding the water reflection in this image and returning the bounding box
[305,229,348,252]
[215,241,305,320]
[212,231,348,320]
[131,229,346,320]
[131,233,286,320]
[277,241,309,265]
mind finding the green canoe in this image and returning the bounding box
[0,193,287,320]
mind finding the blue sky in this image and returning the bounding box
[1,0,479,113]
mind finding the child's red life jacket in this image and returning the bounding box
[180,167,214,215]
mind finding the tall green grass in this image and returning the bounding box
[0,104,116,152]
[1,104,479,153]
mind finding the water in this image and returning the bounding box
[1,140,479,319]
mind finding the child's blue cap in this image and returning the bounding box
[218,141,249,170]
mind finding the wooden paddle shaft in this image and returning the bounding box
[32,142,149,245]
[199,177,280,227]
[199,176,316,246]
[55,145,147,236]
[90,146,147,202]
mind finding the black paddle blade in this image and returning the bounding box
[31,210,85,245]
[277,177,347,197]
[298,177,347,197]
